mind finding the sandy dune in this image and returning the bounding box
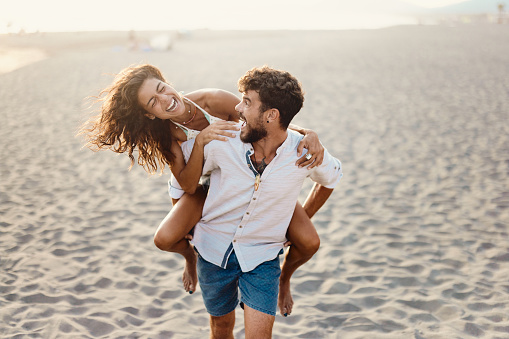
[1,26,508,338]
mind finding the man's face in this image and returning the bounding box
[236,90,268,143]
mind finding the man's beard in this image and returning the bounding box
[240,119,267,143]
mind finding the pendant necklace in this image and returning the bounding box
[180,100,197,125]
[253,153,267,191]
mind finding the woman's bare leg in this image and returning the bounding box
[279,202,320,316]
[153,187,207,293]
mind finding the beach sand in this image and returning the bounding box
[1,26,508,338]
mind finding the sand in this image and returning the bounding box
[1,25,509,338]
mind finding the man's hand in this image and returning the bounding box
[296,130,324,169]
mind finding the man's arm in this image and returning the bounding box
[302,183,334,218]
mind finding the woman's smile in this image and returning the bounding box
[166,97,179,112]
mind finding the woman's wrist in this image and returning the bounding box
[194,134,205,148]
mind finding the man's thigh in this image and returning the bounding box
[238,251,282,316]
[197,252,240,317]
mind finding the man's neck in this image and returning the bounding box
[252,129,288,159]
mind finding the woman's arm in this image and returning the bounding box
[204,90,324,169]
[205,89,323,169]
[168,138,199,194]
[187,89,241,122]
[289,124,324,169]
[170,121,238,194]
[169,90,240,194]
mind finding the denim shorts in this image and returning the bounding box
[196,249,282,317]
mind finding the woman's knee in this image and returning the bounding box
[290,231,320,257]
[153,222,180,251]
[302,233,320,256]
[153,230,168,251]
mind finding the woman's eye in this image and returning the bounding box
[159,86,165,93]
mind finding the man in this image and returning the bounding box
[181,66,342,338]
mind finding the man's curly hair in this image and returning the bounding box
[237,66,304,129]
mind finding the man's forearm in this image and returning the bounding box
[302,183,334,218]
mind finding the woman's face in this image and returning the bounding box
[137,77,186,120]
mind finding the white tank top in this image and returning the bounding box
[171,98,224,141]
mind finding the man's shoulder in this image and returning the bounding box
[205,127,243,154]
[288,129,304,141]
[285,129,305,151]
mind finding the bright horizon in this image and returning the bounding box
[404,0,465,7]
[0,0,476,33]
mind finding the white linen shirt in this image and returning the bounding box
[180,126,342,272]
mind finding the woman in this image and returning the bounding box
[81,64,323,316]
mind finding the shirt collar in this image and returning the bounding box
[276,131,291,153]
[243,130,291,155]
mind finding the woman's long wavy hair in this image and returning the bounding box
[80,64,175,174]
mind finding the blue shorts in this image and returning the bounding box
[196,249,282,317]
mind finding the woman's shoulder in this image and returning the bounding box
[186,89,240,121]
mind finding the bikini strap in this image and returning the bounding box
[185,98,214,124]
[170,97,194,136]
[171,97,218,139]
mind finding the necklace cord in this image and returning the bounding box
[180,100,197,125]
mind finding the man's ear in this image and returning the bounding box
[144,113,156,120]
[267,108,279,123]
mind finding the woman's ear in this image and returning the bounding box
[144,113,156,120]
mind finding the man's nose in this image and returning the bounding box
[235,102,242,112]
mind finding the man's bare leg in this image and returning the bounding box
[244,305,275,339]
[210,310,235,339]
[154,188,206,293]
[279,203,320,316]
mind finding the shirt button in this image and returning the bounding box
[253,197,256,200]
[239,225,243,228]
[233,240,237,242]
[246,212,250,215]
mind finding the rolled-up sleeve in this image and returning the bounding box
[309,149,343,189]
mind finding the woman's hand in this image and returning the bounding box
[296,129,324,169]
[195,121,239,147]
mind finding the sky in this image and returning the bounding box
[404,0,465,7]
[0,0,469,33]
